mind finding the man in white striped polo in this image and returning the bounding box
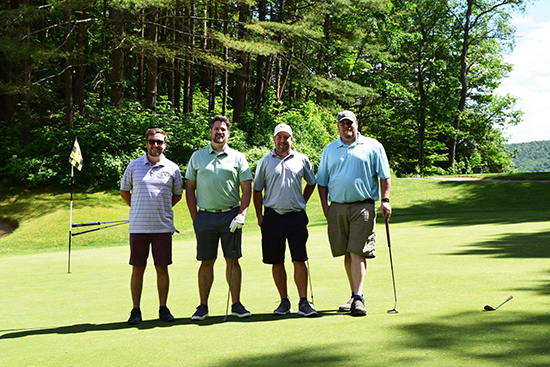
[120,128,183,324]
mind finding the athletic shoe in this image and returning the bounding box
[128,307,142,324]
[338,297,353,312]
[231,302,252,318]
[191,304,209,321]
[298,299,318,317]
[350,296,367,316]
[273,298,292,315]
[159,306,175,322]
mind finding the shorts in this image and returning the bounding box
[193,206,242,261]
[326,201,376,258]
[129,232,173,267]
[261,208,309,264]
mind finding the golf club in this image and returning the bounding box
[307,259,314,305]
[385,217,398,314]
[484,295,513,311]
[222,242,236,322]
[72,220,129,227]
[71,220,129,236]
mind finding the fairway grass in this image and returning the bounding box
[1,177,549,366]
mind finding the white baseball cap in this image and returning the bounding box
[274,123,293,137]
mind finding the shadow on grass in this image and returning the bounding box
[215,345,348,366]
[395,311,550,366]
[517,270,550,296]
[396,180,550,227]
[451,230,550,259]
[0,189,124,222]
[0,310,341,339]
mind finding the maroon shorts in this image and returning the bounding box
[129,233,173,267]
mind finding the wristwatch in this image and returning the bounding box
[381,198,390,203]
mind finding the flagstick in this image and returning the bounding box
[68,164,74,274]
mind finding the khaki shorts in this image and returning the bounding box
[326,201,376,258]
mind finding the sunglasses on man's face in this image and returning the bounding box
[147,139,165,146]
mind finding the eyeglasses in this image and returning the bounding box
[147,139,165,146]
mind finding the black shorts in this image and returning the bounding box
[129,233,173,267]
[261,208,309,264]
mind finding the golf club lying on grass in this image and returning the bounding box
[385,217,398,314]
[484,295,513,311]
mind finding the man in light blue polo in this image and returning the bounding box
[120,128,183,324]
[253,123,317,317]
[317,110,392,316]
[185,115,253,321]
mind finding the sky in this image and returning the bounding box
[496,0,550,144]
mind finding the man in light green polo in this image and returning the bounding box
[185,115,253,321]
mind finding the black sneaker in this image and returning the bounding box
[231,302,252,318]
[191,304,209,321]
[159,306,175,322]
[273,298,292,315]
[350,296,367,316]
[298,299,318,317]
[128,307,142,324]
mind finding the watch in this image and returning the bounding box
[381,198,390,203]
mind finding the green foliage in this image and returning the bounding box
[0,97,214,190]
[508,140,550,172]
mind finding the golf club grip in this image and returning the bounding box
[72,220,129,227]
[72,222,101,227]
[385,218,391,247]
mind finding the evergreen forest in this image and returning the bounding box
[509,140,550,173]
[0,0,528,189]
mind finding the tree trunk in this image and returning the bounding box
[64,10,74,130]
[449,0,473,168]
[145,7,158,111]
[110,6,124,110]
[76,7,86,116]
[254,0,267,113]
[183,1,195,113]
[232,1,250,124]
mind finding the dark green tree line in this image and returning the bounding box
[0,0,528,189]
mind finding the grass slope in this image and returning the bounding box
[0,174,549,366]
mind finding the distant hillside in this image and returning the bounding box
[507,140,550,172]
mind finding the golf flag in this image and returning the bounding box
[69,135,83,171]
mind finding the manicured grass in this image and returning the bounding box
[0,174,549,366]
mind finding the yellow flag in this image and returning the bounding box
[68,136,83,171]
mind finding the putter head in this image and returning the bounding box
[387,308,399,314]
[484,305,495,311]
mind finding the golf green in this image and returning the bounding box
[1,178,549,366]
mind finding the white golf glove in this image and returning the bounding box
[229,214,245,232]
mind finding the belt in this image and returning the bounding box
[266,207,303,216]
[346,199,374,205]
[199,205,238,213]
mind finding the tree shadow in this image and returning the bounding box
[394,180,550,227]
[451,230,550,259]
[517,270,550,297]
[0,189,124,221]
[395,311,550,366]
[215,345,349,366]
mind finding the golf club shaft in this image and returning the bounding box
[223,242,236,321]
[385,218,398,309]
[307,259,314,305]
[495,295,513,309]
